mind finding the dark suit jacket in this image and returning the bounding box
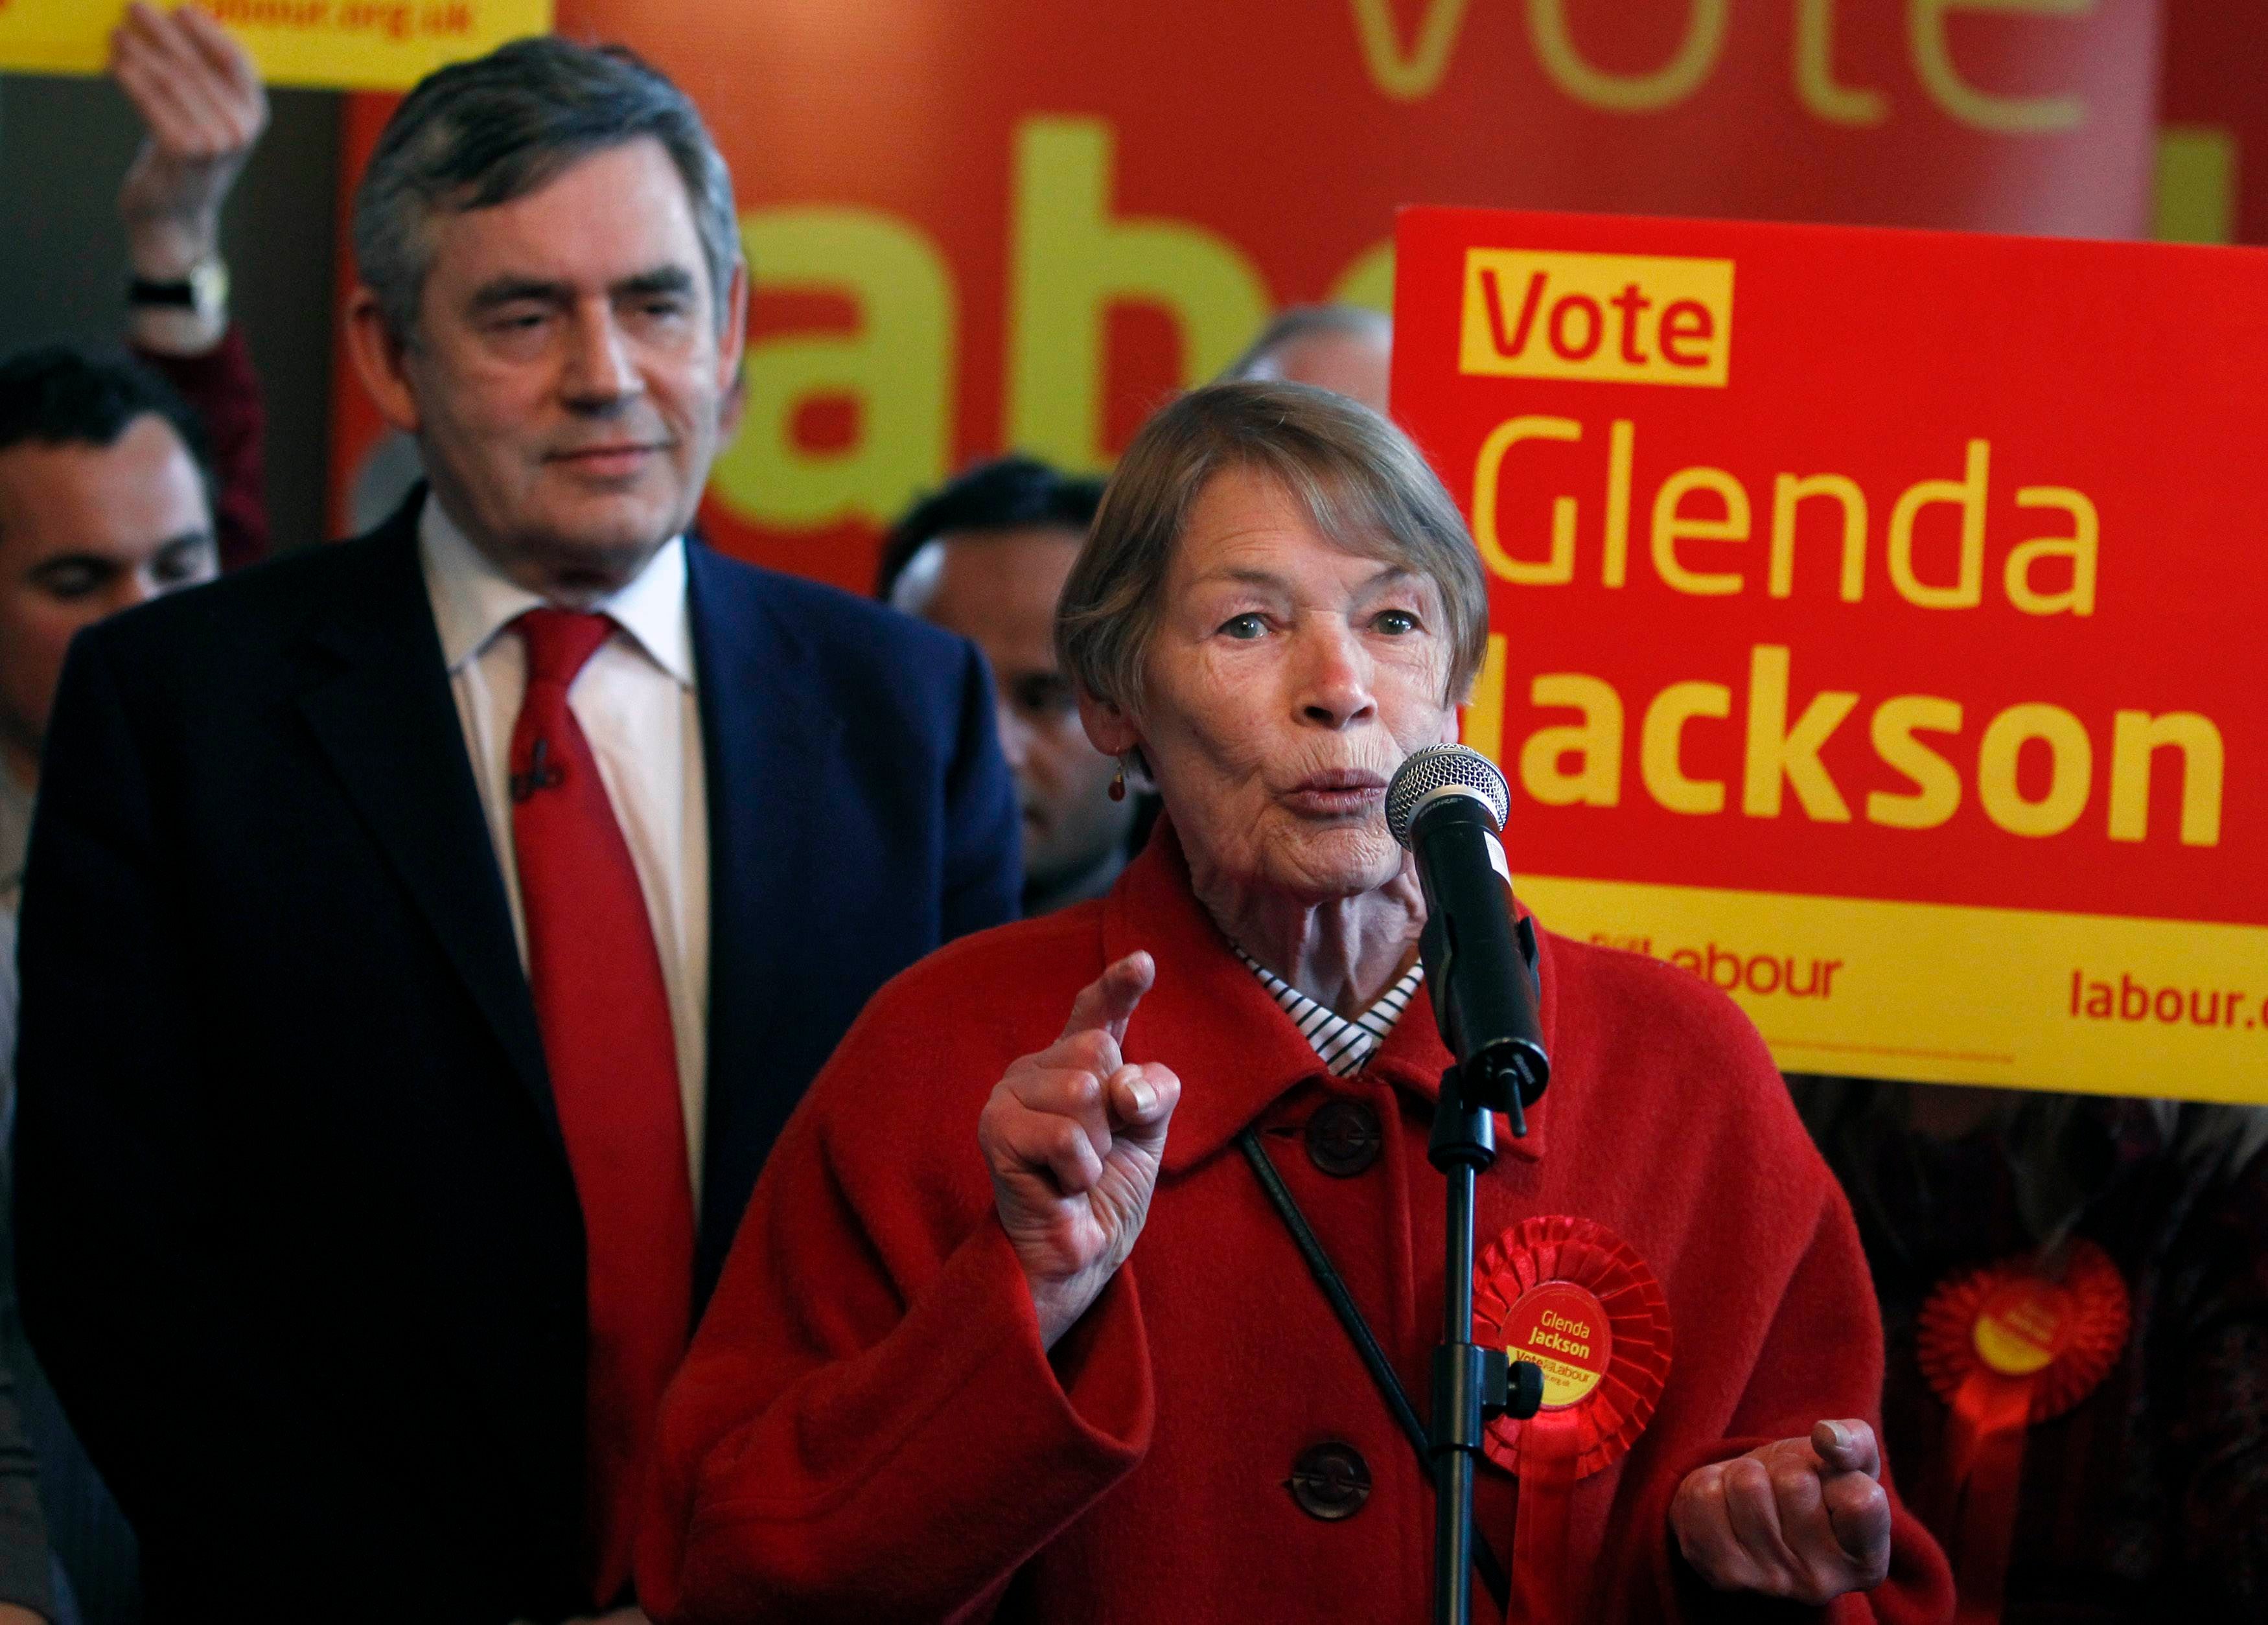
[10,495,1019,1622]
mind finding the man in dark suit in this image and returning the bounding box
[12,38,1018,1625]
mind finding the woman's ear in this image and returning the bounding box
[1078,690,1140,758]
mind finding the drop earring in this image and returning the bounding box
[1109,762,1128,802]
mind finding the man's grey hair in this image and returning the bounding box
[1219,304,1393,383]
[352,37,739,343]
[1056,380,1490,717]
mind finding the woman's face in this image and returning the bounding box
[1100,465,1457,905]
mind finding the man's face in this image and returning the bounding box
[0,414,216,768]
[894,526,1137,893]
[358,137,745,599]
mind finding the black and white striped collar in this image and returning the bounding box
[1232,948,1424,1077]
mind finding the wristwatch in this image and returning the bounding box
[128,257,231,325]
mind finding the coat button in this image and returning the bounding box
[1286,1441,1371,1521]
[1305,1098,1382,1177]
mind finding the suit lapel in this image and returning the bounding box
[686,544,840,1296]
[292,501,555,1135]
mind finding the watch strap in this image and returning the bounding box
[127,277,198,308]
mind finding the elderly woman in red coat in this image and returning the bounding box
[638,382,1954,1624]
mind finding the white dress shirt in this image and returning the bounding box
[0,758,33,912]
[419,501,711,1200]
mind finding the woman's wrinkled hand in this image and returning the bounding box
[980,951,1181,1348]
[1671,1419,1893,1603]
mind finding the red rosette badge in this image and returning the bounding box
[1475,1215,1673,1478]
[1914,1238,2129,1625]
[1474,1216,1672,1625]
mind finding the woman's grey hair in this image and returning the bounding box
[352,37,739,344]
[1056,380,1490,716]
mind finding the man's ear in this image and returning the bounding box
[344,288,423,436]
[716,259,749,385]
[1078,689,1140,759]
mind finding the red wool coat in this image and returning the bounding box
[642,831,1954,1624]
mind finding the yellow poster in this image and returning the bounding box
[1400,205,2268,1105]
[0,1,553,91]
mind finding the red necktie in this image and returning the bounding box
[509,607,695,1607]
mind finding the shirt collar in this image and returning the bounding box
[1234,947,1423,1078]
[417,496,696,687]
[0,756,34,904]
[1102,820,1552,1177]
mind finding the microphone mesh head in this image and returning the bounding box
[1385,743,1510,849]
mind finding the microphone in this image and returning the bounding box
[1386,744,1549,1127]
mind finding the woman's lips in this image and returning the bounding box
[1281,772,1387,818]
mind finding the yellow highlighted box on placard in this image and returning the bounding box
[1459,248,1734,387]
[0,1,552,91]
[1520,875,2268,1105]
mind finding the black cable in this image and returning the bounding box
[1237,1127,1511,1614]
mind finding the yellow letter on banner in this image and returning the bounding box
[1641,682,1732,814]
[1472,417,1582,584]
[1347,0,1472,100]
[1006,119,1270,474]
[1794,0,1887,125]
[2004,486,2099,616]
[1650,466,1752,595]
[1911,0,2094,135]
[2109,711,2223,846]
[1743,645,1858,822]
[1770,473,1868,601]
[1978,703,2092,837]
[1888,439,1989,610]
[710,208,955,531]
[1461,634,1510,761]
[1528,0,1728,113]
[1867,695,1965,829]
[1520,674,1624,807]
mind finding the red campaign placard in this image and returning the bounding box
[1392,207,2268,1102]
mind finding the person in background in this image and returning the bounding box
[14,36,1017,1623]
[880,457,1143,916]
[1794,1078,2268,1622]
[0,15,272,1622]
[0,1355,45,1625]
[0,354,219,904]
[0,348,224,1625]
[0,961,58,1625]
[113,1,271,572]
[1221,303,1393,415]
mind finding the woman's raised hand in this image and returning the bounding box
[979,951,1181,1348]
[1671,1420,1893,1602]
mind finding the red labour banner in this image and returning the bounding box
[1392,205,2268,1104]
[327,0,2160,592]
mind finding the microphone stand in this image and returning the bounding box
[1426,919,1547,1625]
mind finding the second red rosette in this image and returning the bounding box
[1913,1238,2129,1625]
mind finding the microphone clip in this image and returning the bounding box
[510,737,565,803]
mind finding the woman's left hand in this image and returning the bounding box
[1669,1418,1892,1602]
